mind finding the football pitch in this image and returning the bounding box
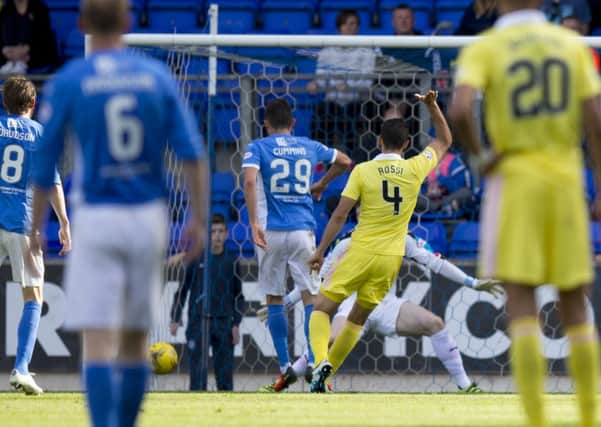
[1,392,599,427]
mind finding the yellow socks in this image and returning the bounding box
[510,317,547,427]
[566,323,599,427]
[309,310,331,366]
[328,320,362,372]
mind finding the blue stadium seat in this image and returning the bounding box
[226,222,255,258]
[147,0,202,32]
[45,221,62,254]
[212,172,235,202]
[323,171,350,198]
[292,101,314,137]
[435,0,471,32]
[409,221,448,255]
[212,201,232,221]
[379,0,433,34]
[320,0,372,32]
[211,0,256,33]
[591,222,601,254]
[214,95,240,142]
[262,1,314,34]
[447,221,479,259]
[63,29,84,60]
[47,0,79,49]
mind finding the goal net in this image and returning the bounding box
[122,35,599,393]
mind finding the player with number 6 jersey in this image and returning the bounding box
[243,98,351,392]
[307,91,452,393]
[27,1,207,426]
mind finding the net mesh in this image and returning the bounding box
[119,42,579,392]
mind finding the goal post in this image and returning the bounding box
[117,30,601,392]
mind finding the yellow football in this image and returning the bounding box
[148,342,178,375]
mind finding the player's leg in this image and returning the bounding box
[559,287,598,427]
[309,294,339,370]
[114,203,167,426]
[327,302,372,373]
[394,302,474,390]
[505,283,547,427]
[287,230,320,368]
[7,231,44,395]
[259,231,293,377]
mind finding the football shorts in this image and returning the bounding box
[0,229,43,288]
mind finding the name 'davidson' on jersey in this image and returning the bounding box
[0,127,34,142]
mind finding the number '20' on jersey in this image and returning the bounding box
[242,134,337,231]
[33,49,204,205]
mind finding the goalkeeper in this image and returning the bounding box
[259,233,502,392]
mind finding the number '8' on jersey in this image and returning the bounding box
[243,134,337,231]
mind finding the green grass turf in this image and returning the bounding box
[1,392,599,427]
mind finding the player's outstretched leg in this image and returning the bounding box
[506,284,547,427]
[559,288,599,427]
[10,287,43,395]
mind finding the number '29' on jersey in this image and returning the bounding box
[242,134,337,231]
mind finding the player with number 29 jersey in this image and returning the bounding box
[242,134,337,230]
[33,49,202,203]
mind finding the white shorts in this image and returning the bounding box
[256,229,319,296]
[335,292,408,338]
[0,229,44,288]
[64,202,168,331]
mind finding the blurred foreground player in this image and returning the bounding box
[28,0,207,425]
[450,1,601,426]
[1,76,70,395]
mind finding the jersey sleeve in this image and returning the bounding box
[242,142,261,169]
[340,166,361,201]
[577,43,601,100]
[313,140,337,164]
[32,75,71,189]
[162,71,205,160]
[409,146,439,182]
[454,39,490,90]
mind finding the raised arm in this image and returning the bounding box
[416,90,452,164]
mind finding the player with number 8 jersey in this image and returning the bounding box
[243,99,350,391]
[307,91,453,393]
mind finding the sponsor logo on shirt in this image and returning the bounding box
[423,150,433,161]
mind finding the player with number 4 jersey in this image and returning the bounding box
[307,90,452,393]
[243,98,350,392]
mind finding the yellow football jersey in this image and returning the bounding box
[455,12,601,180]
[341,147,438,256]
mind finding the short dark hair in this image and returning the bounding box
[393,3,414,13]
[2,76,36,115]
[212,213,226,226]
[80,0,129,36]
[336,9,360,30]
[380,118,408,150]
[264,98,293,129]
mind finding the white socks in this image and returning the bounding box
[291,353,309,377]
[429,327,471,389]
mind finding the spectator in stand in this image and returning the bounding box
[455,0,498,35]
[542,0,591,32]
[169,214,245,391]
[561,15,600,70]
[307,9,378,153]
[416,150,474,217]
[0,0,58,74]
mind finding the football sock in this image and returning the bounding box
[429,327,471,389]
[84,363,115,427]
[304,304,315,365]
[328,320,362,373]
[510,317,547,427]
[115,363,149,427]
[284,288,302,310]
[266,304,290,373]
[566,323,599,427]
[291,353,308,377]
[14,301,41,374]
[309,310,331,366]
